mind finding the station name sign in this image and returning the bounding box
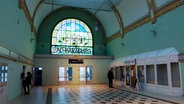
[51,45,93,55]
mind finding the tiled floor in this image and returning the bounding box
[8,84,184,104]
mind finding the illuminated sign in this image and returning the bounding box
[51,45,93,55]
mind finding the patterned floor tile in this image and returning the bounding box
[52,85,176,104]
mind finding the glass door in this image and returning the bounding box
[58,67,72,85]
[79,66,93,84]
[86,66,93,84]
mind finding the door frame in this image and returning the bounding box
[58,66,73,85]
[78,66,93,85]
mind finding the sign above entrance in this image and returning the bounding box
[124,59,136,65]
[68,59,83,64]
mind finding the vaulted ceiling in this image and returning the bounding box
[19,0,183,41]
[44,0,121,13]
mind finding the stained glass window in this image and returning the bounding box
[51,18,93,55]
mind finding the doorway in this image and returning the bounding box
[125,65,136,87]
[79,66,93,84]
[58,67,72,85]
[33,67,42,86]
[126,66,131,86]
[130,65,136,88]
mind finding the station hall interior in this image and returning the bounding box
[1,0,184,104]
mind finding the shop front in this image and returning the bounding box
[110,47,183,96]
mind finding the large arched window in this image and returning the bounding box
[51,18,93,55]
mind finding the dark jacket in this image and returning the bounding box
[26,72,32,85]
[107,70,114,80]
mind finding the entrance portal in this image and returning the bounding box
[58,67,72,85]
[79,66,93,84]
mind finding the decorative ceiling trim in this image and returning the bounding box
[112,6,125,38]
[106,31,121,42]
[155,0,183,18]
[19,0,38,39]
[106,0,183,43]
[146,0,156,24]
[43,1,112,12]
[105,0,125,38]
[31,0,45,34]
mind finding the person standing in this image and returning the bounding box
[25,72,32,94]
[107,69,114,88]
[120,70,125,87]
[20,66,26,95]
[138,68,144,91]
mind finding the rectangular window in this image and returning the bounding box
[171,62,181,87]
[115,67,120,80]
[146,65,155,84]
[137,65,144,82]
[157,64,168,86]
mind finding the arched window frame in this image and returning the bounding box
[51,18,93,55]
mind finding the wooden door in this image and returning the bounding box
[130,65,136,88]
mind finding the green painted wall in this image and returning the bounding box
[34,58,112,85]
[36,7,106,55]
[0,0,36,102]
[106,5,184,94]
[0,1,36,59]
[107,6,184,57]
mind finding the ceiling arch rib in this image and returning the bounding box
[100,0,124,38]
[106,0,184,42]
[105,0,124,38]
[31,0,44,32]
[21,0,184,44]
[146,0,156,24]
[44,0,113,13]
[112,6,124,38]
[30,0,123,44]
[18,0,37,38]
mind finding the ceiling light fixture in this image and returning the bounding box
[94,22,99,31]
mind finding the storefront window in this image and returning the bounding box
[171,62,181,87]
[115,67,120,80]
[137,65,144,82]
[146,65,155,84]
[157,64,168,86]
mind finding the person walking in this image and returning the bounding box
[107,69,114,88]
